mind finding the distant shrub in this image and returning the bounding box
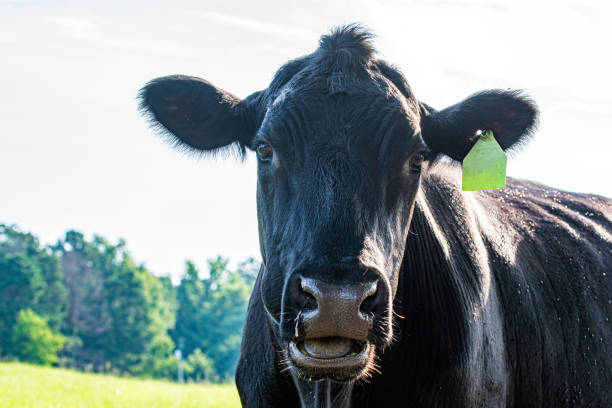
[187,348,216,382]
[56,335,84,368]
[133,334,176,378]
[12,309,66,366]
[149,355,193,380]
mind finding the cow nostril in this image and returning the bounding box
[302,291,317,311]
[298,278,318,311]
[359,283,380,316]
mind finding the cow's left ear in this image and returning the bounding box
[419,90,539,161]
[138,75,257,154]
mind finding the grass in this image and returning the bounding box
[0,362,241,408]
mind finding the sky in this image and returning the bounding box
[1,0,611,281]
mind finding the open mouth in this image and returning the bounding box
[288,337,371,380]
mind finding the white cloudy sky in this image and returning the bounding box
[1,0,611,280]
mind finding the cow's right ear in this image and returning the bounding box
[138,75,256,154]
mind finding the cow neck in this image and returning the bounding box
[396,181,481,377]
[292,377,354,408]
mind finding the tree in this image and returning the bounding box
[0,224,66,356]
[0,225,68,334]
[56,231,112,369]
[12,309,65,365]
[56,231,176,373]
[0,223,258,382]
[172,257,254,380]
[172,261,206,358]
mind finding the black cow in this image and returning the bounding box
[139,25,612,407]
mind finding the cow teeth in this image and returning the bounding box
[303,337,353,359]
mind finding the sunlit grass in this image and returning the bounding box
[0,362,240,408]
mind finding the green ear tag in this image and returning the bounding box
[462,130,507,191]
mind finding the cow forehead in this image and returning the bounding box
[259,93,420,166]
[271,64,408,102]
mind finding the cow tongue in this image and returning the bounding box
[303,337,353,359]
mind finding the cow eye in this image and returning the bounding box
[256,142,273,161]
[409,153,425,171]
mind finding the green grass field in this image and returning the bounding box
[0,362,241,408]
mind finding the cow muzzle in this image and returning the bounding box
[285,275,389,380]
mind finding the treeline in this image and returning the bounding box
[0,224,257,382]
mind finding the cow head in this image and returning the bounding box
[139,25,537,382]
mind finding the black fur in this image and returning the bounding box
[420,90,539,161]
[139,25,612,407]
[138,75,256,157]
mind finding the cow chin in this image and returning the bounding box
[286,337,377,382]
